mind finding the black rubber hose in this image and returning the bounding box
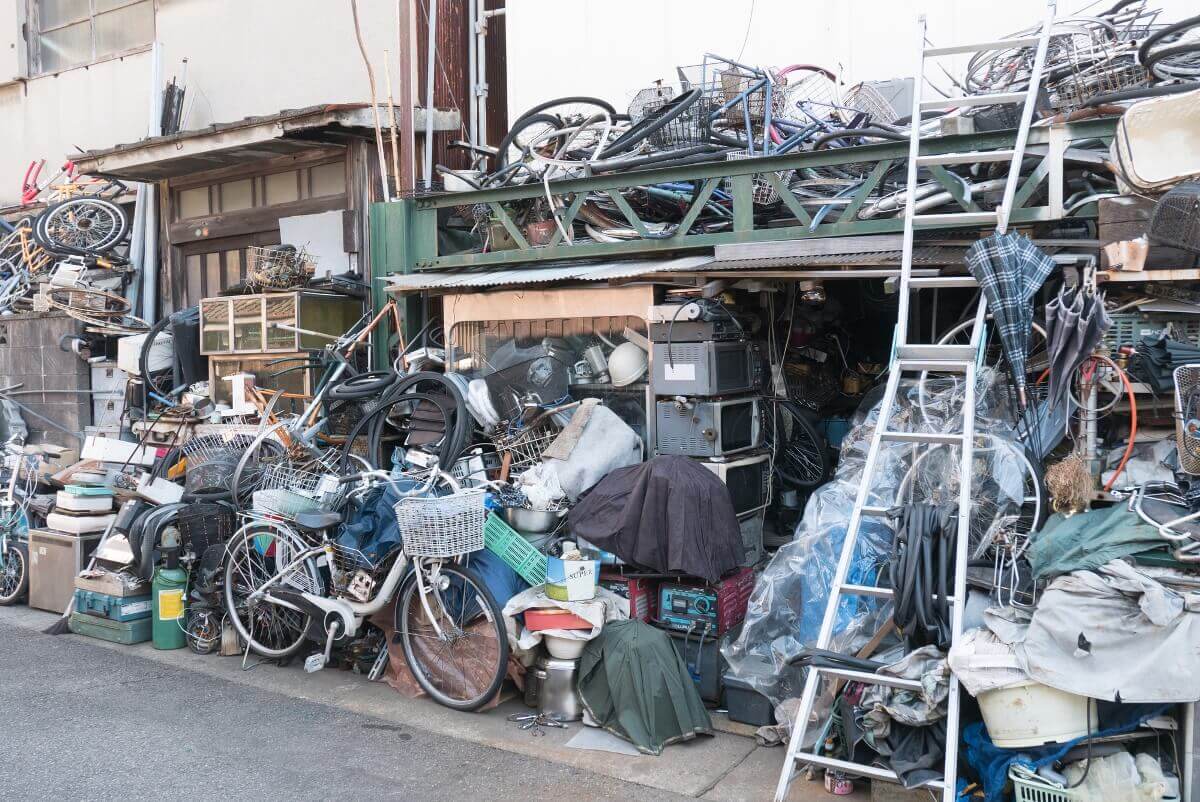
[1084,81,1200,107]
[811,127,909,151]
[388,372,471,465]
[339,391,454,470]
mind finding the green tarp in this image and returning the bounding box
[578,619,712,756]
[1029,503,1165,580]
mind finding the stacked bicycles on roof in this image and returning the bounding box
[431,2,1200,254]
[0,161,144,339]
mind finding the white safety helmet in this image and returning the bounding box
[608,341,648,387]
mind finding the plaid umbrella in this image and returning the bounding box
[965,233,1057,410]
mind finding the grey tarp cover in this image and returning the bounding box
[578,619,713,756]
[568,456,743,583]
[1012,559,1200,702]
[1028,504,1165,581]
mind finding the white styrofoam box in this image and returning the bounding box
[92,394,126,425]
[80,436,156,467]
[135,475,184,505]
[90,362,128,396]
[83,425,123,441]
[55,491,113,513]
[117,330,173,376]
[45,511,116,534]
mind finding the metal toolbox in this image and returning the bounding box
[651,340,761,396]
[68,612,151,645]
[73,589,152,622]
[655,396,761,457]
[28,529,100,613]
[199,291,363,355]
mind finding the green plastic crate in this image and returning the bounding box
[483,513,547,586]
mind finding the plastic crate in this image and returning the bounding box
[1105,312,1200,350]
[1010,766,1079,802]
[483,513,547,586]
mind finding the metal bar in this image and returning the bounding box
[487,202,530,250]
[840,159,892,222]
[1048,125,1066,217]
[671,178,721,238]
[1011,156,1051,212]
[764,172,813,226]
[921,91,1026,111]
[605,190,651,237]
[894,13,926,349]
[730,174,754,233]
[925,36,1040,56]
[548,192,587,247]
[927,165,982,212]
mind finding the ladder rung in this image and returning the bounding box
[841,584,893,599]
[880,431,965,445]
[897,344,976,362]
[816,667,924,692]
[909,276,978,289]
[861,505,892,517]
[924,37,1040,57]
[915,149,1016,166]
[897,359,971,374]
[790,753,946,788]
[912,210,999,228]
[920,91,1027,110]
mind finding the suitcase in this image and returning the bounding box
[73,589,152,622]
[68,612,152,644]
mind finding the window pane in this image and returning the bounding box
[187,255,204,308]
[205,252,221,296]
[310,162,346,197]
[265,171,299,205]
[38,21,91,73]
[95,3,154,57]
[39,0,89,30]
[224,249,243,286]
[220,180,253,212]
[176,187,210,219]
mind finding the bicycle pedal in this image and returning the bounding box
[304,653,327,673]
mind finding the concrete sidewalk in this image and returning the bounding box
[0,605,860,801]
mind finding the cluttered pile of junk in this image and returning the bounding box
[5,1,1200,797]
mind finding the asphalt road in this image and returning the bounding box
[0,619,683,801]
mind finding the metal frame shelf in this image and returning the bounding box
[370,117,1116,281]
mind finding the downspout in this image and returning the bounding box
[477,5,505,150]
[142,41,163,323]
[423,0,437,189]
[467,0,478,151]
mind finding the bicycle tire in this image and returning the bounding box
[326,370,398,401]
[495,113,564,169]
[35,197,128,255]
[0,542,28,605]
[396,560,509,711]
[510,96,617,128]
[338,391,454,471]
[600,88,704,158]
[764,398,829,489]
[223,520,320,659]
[1138,15,1200,68]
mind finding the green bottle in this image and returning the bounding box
[152,525,187,650]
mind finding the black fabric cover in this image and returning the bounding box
[568,455,743,583]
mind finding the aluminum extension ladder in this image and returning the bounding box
[772,5,1056,801]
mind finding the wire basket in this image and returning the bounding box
[177,502,236,557]
[394,488,487,558]
[642,91,713,149]
[185,455,240,495]
[841,82,898,126]
[490,415,563,473]
[724,151,785,206]
[251,462,345,519]
[628,84,676,124]
[1149,181,1200,254]
[183,432,259,467]
[1174,364,1200,475]
[1047,33,1147,112]
[246,245,315,290]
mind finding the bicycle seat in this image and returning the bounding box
[293,511,343,531]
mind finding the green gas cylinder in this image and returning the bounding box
[152,526,187,650]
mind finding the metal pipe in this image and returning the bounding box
[142,41,162,323]
[467,0,478,150]
[478,6,505,151]
[423,0,438,189]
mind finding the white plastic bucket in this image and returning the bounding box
[978,680,1095,748]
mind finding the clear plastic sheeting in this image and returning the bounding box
[723,368,1039,731]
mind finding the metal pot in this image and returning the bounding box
[525,654,582,722]
[501,506,566,534]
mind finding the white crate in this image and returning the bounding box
[90,362,127,396]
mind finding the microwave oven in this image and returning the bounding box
[651,340,762,396]
[655,396,762,458]
[701,451,770,517]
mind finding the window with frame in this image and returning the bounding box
[28,0,155,75]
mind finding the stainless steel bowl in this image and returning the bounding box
[501,506,564,534]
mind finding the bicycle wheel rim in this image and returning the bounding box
[765,399,829,489]
[398,561,508,711]
[223,523,317,658]
[0,544,27,604]
[39,198,127,254]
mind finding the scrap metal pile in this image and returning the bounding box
[433,2,1199,250]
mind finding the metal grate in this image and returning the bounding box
[1149,181,1200,254]
[1105,312,1200,350]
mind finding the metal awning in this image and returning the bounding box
[711,235,966,269]
[72,104,461,181]
[383,256,716,292]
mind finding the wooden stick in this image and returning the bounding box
[349,0,392,201]
[383,52,403,199]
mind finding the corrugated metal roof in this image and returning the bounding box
[383,255,715,292]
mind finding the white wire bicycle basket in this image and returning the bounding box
[182,432,259,467]
[251,463,345,519]
[394,488,487,559]
[246,245,315,290]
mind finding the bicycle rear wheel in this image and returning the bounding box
[397,560,509,711]
[0,542,28,605]
[223,520,321,659]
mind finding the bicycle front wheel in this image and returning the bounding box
[223,520,321,659]
[0,542,28,605]
[397,560,509,711]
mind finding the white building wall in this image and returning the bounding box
[0,0,405,208]
[503,0,1196,120]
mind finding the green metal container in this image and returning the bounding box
[151,565,187,650]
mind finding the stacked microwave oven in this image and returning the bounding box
[649,310,769,564]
